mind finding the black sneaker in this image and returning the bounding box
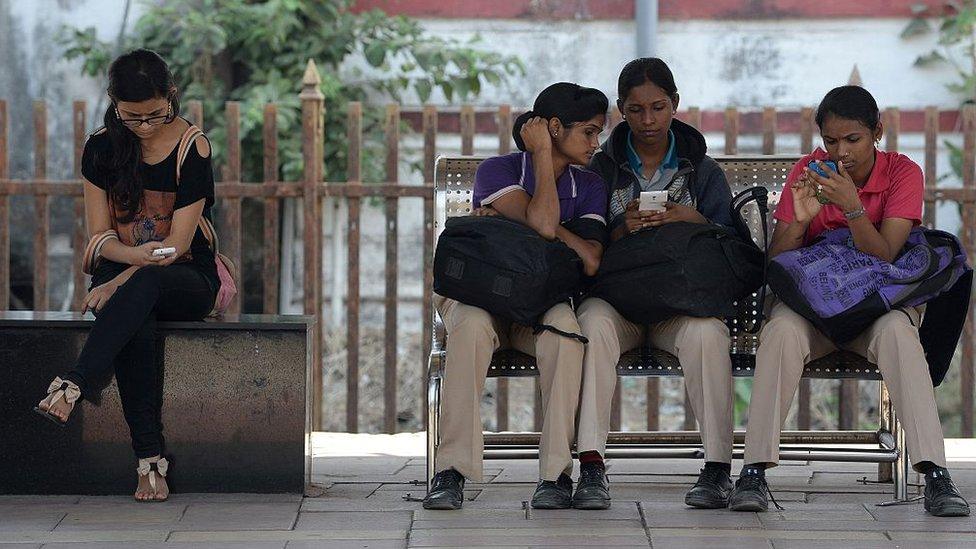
[924,468,971,517]
[573,462,611,510]
[728,466,783,512]
[531,472,574,509]
[423,469,465,510]
[685,466,733,509]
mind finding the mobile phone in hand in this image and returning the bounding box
[639,191,668,212]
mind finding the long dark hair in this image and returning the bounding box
[512,82,609,151]
[99,49,179,222]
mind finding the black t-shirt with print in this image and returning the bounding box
[81,126,219,292]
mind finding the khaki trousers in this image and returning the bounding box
[743,299,947,470]
[576,298,734,462]
[434,296,584,482]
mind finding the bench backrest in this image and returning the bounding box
[433,154,801,354]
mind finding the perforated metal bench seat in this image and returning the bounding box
[484,348,881,381]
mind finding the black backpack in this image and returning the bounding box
[433,216,587,342]
[587,188,770,326]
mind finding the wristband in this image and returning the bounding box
[843,207,867,221]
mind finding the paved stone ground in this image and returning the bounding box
[2,434,976,548]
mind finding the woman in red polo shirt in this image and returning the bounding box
[729,85,970,517]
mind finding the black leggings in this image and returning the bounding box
[65,262,215,459]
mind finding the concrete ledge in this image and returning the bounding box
[0,313,312,495]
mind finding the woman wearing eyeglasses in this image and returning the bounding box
[33,49,218,502]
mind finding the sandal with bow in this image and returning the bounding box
[135,456,170,502]
[34,377,81,427]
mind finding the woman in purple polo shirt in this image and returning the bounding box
[424,83,610,511]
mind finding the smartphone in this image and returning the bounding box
[807,160,837,178]
[807,160,837,205]
[639,190,668,212]
[152,247,177,257]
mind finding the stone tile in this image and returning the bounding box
[54,505,186,531]
[0,496,80,505]
[300,495,421,512]
[886,531,976,542]
[867,501,976,523]
[170,531,405,542]
[293,511,412,532]
[646,528,888,542]
[639,508,762,529]
[528,504,641,520]
[411,518,643,530]
[805,493,893,504]
[886,542,976,549]
[758,503,875,523]
[771,540,895,549]
[286,542,406,549]
[406,531,650,547]
[413,509,526,521]
[314,464,431,484]
[174,502,301,531]
[0,510,65,532]
[0,531,169,543]
[312,456,411,476]
[650,536,773,549]
[806,472,899,492]
[42,541,285,549]
[76,493,303,504]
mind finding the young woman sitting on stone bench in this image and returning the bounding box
[729,85,970,517]
[424,83,610,510]
[34,49,220,502]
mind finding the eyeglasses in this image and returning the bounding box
[115,104,173,128]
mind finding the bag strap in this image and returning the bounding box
[532,324,589,344]
[172,124,220,254]
[730,186,771,334]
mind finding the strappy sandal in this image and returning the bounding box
[135,456,170,503]
[33,377,81,427]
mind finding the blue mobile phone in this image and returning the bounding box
[808,160,837,178]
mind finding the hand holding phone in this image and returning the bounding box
[807,160,837,205]
[152,247,177,257]
[639,190,668,213]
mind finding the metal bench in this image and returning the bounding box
[427,155,912,500]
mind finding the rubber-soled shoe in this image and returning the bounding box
[728,467,777,512]
[423,469,465,510]
[685,466,733,509]
[572,462,611,510]
[531,473,573,509]
[924,468,971,517]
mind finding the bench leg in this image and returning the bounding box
[893,412,911,501]
[427,371,441,492]
[877,381,893,483]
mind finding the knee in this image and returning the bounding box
[123,265,164,289]
[446,305,495,344]
[540,304,582,336]
[758,315,804,349]
[677,317,729,346]
[578,307,615,340]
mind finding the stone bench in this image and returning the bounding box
[0,311,312,495]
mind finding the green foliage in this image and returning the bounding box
[901,2,976,184]
[61,0,524,182]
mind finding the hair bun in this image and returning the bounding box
[512,110,536,152]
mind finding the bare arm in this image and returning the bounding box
[554,225,603,276]
[83,180,164,266]
[768,220,809,258]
